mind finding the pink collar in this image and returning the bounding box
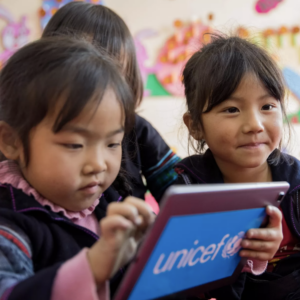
[0,160,99,221]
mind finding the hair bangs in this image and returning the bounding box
[52,64,110,133]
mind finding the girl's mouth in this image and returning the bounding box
[239,143,265,149]
[79,182,102,194]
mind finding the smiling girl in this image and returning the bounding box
[175,35,298,300]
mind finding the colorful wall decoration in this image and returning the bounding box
[282,68,300,100]
[137,20,212,97]
[137,17,300,125]
[0,5,29,68]
[282,67,300,123]
[236,26,300,123]
[40,0,104,29]
[155,20,211,97]
[255,0,285,14]
[134,29,162,96]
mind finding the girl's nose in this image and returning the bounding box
[242,112,264,134]
[83,155,107,175]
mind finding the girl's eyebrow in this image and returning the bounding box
[258,93,273,100]
[226,93,272,101]
[107,128,124,137]
[61,125,90,135]
[61,124,124,137]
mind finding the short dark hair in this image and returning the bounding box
[182,35,288,164]
[0,36,135,165]
[42,2,143,106]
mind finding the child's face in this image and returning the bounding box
[20,89,124,211]
[201,73,283,172]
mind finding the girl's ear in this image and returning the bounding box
[183,112,203,140]
[0,121,22,161]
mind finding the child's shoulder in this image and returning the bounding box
[174,150,223,184]
[134,114,164,144]
[125,113,170,158]
[271,153,300,193]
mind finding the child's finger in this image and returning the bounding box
[241,239,274,251]
[107,202,140,225]
[101,214,134,236]
[246,227,281,241]
[124,196,155,226]
[266,205,282,229]
[239,249,273,261]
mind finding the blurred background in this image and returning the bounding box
[1,0,300,158]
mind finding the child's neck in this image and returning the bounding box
[215,160,272,183]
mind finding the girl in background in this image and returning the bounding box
[176,35,299,300]
[42,2,181,203]
[0,37,154,300]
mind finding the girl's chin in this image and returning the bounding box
[238,160,268,169]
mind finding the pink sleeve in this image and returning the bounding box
[51,248,109,300]
[242,259,268,275]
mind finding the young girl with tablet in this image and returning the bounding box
[176,35,299,299]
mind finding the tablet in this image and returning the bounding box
[114,182,290,300]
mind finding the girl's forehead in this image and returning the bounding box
[233,73,265,94]
[45,88,124,131]
[69,89,123,120]
[69,92,124,135]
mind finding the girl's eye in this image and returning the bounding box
[108,143,121,149]
[262,104,274,111]
[64,144,83,149]
[224,107,239,113]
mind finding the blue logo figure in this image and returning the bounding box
[222,231,245,258]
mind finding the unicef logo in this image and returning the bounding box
[222,231,245,258]
[153,232,245,275]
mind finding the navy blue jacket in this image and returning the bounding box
[122,115,180,202]
[0,184,121,300]
[175,150,300,300]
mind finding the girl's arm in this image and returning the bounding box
[0,228,107,300]
[0,223,61,300]
[135,115,181,202]
[0,197,154,300]
[51,249,109,300]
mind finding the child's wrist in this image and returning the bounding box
[87,240,116,285]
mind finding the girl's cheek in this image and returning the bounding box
[271,118,284,144]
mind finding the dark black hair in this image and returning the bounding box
[182,35,288,164]
[0,37,135,195]
[42,1,143,107]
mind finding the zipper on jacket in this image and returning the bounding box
[180,173,192,185]
[292,190,300,222]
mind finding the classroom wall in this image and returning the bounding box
[1,0,300,158]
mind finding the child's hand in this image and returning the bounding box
[87,197,154,285]
[239,205,283,261]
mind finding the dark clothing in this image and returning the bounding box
[0,115,179,300]
[122,114,180,202]
[0,115,180,300]
[174,150,300,300]
[0,184,118,300]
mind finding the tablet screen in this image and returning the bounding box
[128,207,265,300]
